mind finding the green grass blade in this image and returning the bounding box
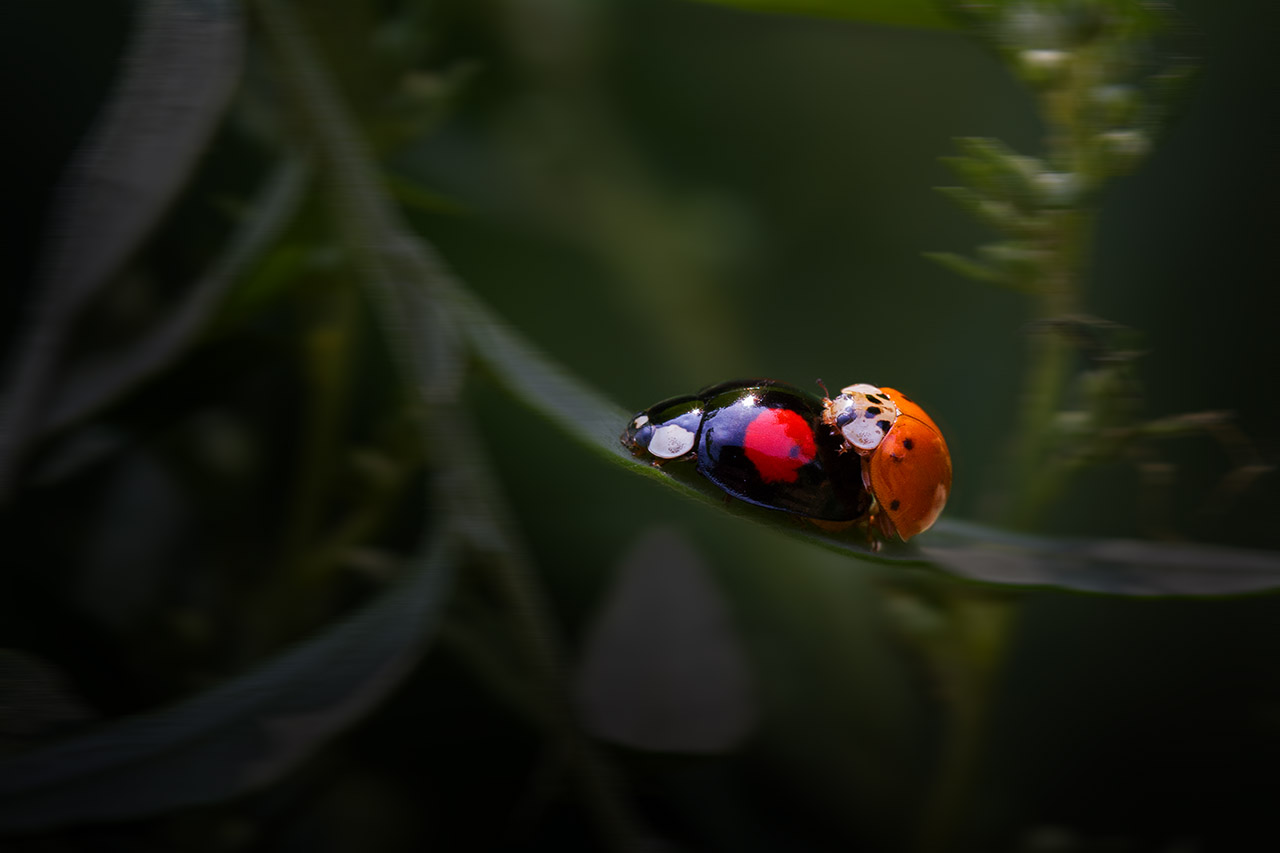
[0,531,456,831]
[0,0,243,497]
[443,284,634,461]
[923,520,1280,597]
[42,156,310,434]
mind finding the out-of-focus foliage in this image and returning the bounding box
[2,0,1280,850]
[687,0,955,30]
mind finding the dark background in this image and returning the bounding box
[4,0,1280,850]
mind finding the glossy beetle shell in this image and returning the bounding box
[623,380,871,522]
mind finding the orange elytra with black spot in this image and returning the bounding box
[866,387,952,541]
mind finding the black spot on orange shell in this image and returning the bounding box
[903,438,914,450]
[889,499,900,511]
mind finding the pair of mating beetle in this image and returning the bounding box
[623,380,951,542]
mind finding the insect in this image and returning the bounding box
[622,380,870,523]
[821,383,952,540]
[622,379,951,540]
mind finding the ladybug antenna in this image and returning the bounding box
[816,378,831,398]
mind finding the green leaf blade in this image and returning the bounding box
[0,0,245,495]
[922,520,1280,597]
[454,283,1280,595]
[0,533,456,831]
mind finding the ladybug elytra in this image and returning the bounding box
[623,380,870,522]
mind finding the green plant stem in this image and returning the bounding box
[255,2,646,846]
[929,38,1108,853]
[281,280,359,584]
[1005,42,1101,527]
[248,281,377,657]
[430,404,647,853]
[913,593,1015,853]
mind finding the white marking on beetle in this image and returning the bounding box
[648,424,696,459]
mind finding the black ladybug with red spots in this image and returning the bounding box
[622,378,952,540]
[622,379,870,523]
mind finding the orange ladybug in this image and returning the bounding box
[822,384,952,541]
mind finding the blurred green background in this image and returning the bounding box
[3,0,1280,850]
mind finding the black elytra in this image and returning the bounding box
[622,379,872,522]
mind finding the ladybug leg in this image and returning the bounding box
[852,515,881,551]
[875,511,898,542]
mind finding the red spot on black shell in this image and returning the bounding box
[743,408,816,484]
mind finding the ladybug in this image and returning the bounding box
[623,379,951,542]
[622,380,871,523]
[821,383,952,541]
